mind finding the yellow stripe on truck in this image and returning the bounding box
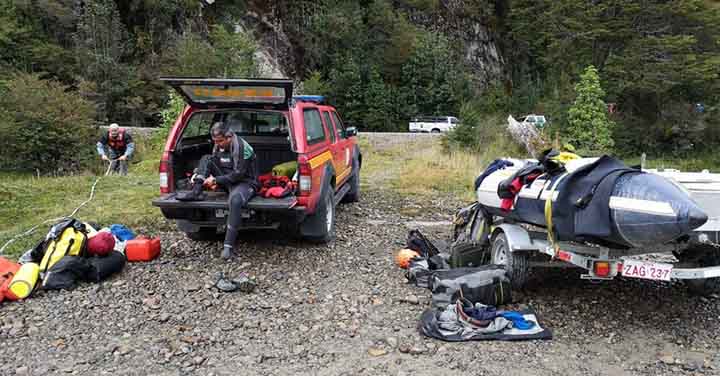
[308,151,333,169]
[336,167,351,182]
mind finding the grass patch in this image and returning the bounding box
[0,136,169,259]
[359,131,525,202]
[622,151,720,172]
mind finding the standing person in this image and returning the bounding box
[176,121,260,260]
[97,123,135,175]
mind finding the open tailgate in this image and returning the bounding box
[152,192,297,211]
[159,77,293,109]
[152,192,298,211]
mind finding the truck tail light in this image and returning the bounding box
[298,157,312,196]
[159,151,172,194]
[594,261,610,277]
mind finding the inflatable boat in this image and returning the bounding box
[475,156,708,249]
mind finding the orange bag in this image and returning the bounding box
[0,257,21,303]
[125,237,161,262]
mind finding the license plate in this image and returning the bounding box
[215,209,228,218]
[621,260,673,281]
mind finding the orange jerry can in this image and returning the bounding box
[125,237,161,262]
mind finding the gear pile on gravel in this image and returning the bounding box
[2,135,720,375]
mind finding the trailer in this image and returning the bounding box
[450,167,720,296]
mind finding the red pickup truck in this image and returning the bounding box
[151,78,361,243]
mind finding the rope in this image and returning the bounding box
[0,161,114,255]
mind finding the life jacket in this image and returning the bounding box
[39,219,88,275]
[257,174,295,198]
[0,257,21,303]
[107,129,126,150]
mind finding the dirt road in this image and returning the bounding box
[1,135,719,376]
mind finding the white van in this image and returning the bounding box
[408,116,459,133]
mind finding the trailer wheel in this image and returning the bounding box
[491,232,529,289]
[681,247,720,296]
[686,277,720,297]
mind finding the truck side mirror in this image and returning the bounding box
[345,126,358,137]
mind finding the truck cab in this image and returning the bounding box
[151,78,361,243]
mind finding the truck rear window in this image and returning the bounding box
[182,110,290,137]
[180,109,295,150]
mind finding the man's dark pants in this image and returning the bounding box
[108,149,128,175]
[195,155,255,247]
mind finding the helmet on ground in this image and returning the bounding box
[395,248,420,269]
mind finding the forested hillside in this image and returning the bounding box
[1,0,719,171]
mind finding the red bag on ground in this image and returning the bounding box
[87,232,116,256]
[0,257,21,303]
[125,236,161,262]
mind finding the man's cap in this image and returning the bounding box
[109,123,120,130]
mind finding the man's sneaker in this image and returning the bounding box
[176,183,206,201]
[213,272,256,293]
[175,190,206,201]
[231,274,256,293]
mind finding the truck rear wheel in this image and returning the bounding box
[185,227,220,241]
[491,232,529,289]
[302,185,336,243]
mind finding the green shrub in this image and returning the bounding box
[0,73,97,172]
[443,102,527,157]
[565,66,615,155]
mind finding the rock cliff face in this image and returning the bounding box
[237,2,505,89]
[406,2,506,91]
[236,11,293,79]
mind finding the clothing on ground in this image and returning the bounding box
[419,303,552,342]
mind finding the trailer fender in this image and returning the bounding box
[492,224,538,252]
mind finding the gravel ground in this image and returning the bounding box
[2,136,720,376]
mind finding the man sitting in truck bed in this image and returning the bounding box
[176,121,261,260]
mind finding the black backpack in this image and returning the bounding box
[406,229,440,258]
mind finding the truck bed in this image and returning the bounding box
[152,191,298,211]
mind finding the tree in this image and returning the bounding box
[300,71,329,95]
[0,73,97,172]
[327,55,364,126]
[161,26,257,78]
[208,25,258,78]
[362,67,394,131]
[74,0,132,122]
[400,32,467,119]
[566,66,614,154]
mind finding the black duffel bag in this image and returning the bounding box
[429,265,512,307]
